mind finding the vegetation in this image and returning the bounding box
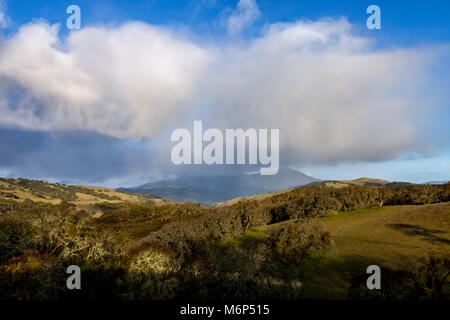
[301,202,450,299]
[0,181,449,300]
[0,177,164,206]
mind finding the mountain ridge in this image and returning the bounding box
[120,168,320,204]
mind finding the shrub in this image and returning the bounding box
[123,240,180,299]
[348,252,450,300]
[0,250,60,300]
[267,219,332,266]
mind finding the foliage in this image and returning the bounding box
[348,252,450,300]
[0,182,448,300]
[267,220,332,265]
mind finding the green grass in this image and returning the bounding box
[222,230,267,247]
[301,202,450,299]
[324,206,385,219]
[235,202,450,299]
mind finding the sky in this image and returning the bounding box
[0,0,449,187]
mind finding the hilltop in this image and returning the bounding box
[310,177,392,188]
[215,177,408,207]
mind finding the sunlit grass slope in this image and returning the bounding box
[301,202,450,298]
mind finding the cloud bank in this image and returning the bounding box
[207,19,445,165]
[0,13,448,178]
[0,22,211,139]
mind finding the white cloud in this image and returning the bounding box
[206,18,446,164]
[0,22,212,139]
[0,17,447,166]
[226,0,261,35]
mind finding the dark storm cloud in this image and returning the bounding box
[0,128,135,183]
[0,127,261,186]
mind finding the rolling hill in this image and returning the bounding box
[231,201,450,299]
[0,176,448,300]
[0,177,167,208]
[214,177,410,207]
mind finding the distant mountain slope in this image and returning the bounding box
[0,177,167,207]
[120,168,320,205]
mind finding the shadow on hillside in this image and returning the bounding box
[387,223,450,245]
[299,254,383,299]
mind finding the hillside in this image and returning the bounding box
[0,177,167,207]
[1,180,448,300]
[120,168,320,204]
[236,202,450,299]
[215,177,403,207]
[214,187,295,207]
[309,177,390,188]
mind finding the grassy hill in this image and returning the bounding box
[300,202,449,298]
[0,180,448,300]
[311,177,390,188]
[0,177,168,208]
[215,177,396,207]
[229,202,450,299]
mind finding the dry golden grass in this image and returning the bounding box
[0,178,167,208]
[339,177,389,185]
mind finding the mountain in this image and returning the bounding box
[119,168,320,205]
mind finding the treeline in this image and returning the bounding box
[260,183,450,223]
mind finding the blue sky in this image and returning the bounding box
[0,0,449,186]
[4,0,450,43]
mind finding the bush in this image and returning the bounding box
[123,240,180,299]
[348,252,450,300]
[0,250,60,300]
[267,219,332,266]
